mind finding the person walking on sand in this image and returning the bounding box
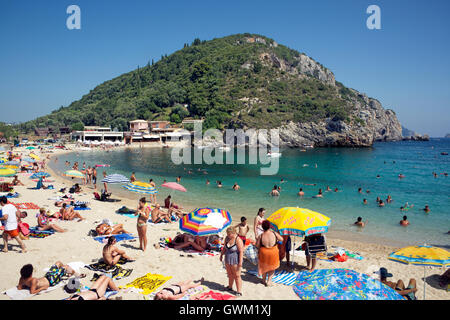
[0,196,27,253]
[102,237,134,266]
[256,220,283,286]
[254,208,265,241]
[135,197,150,252]
[220,227,244,296]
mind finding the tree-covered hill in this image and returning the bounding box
[18,33,360,133]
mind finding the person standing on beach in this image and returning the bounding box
[130,172,136,183]
[149,179,157,204]
[92,166,97,189]
[135,197,150,252]
[254,208,265,241]
[220,227,244,296]
[256,220,283,286]
[234,217,250,244]
[0,196,27,253]
[102,171,108,193]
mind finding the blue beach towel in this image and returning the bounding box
[93,233,136,244]
[248,269,298,286]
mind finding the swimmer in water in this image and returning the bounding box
[232,183,240,191]
[298,188,304,197]
[326,186,331,192]
[358,188,362,194]
[206,179,210,185]
[270,185,280,196]
[363,199,368,205]
[376,197,381,204]
[400,216,409,226]
[315,189,323,198]
[398,174,405,179]
[354,217,367,228]
[334,187,339,192]
[386,195,392,203]
[378,200,385,207]
[217,181,223,188]
[423,205,430,213]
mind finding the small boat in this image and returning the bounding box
[267,152,282,158]
[218,146,231,151]
[304,145,314,148]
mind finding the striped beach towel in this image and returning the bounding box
[248,269,297,286]
[8,202,40,210]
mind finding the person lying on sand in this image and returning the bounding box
[59,203,85,222]
[172,234,209,252]
[96,222,129,236]
[67,275,120,300]
[102,237,134,266]
[18,262,85,294]
[154,278,204,300]
[379,267,417,300]
[37,208,66,233]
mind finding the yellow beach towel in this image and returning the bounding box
[122,273,172,295]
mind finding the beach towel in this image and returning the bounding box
[244,244,258,265]
[258,245,280,275]
[123,273,172,295]
[2,281,65,300]
[194,290,235,300]
[330,246,364,260]
[28,227,55,238]
[85,258,130,273]
[115,207,137,218]
[0,192,19,198]
[90,266,133,281]
[73,207,91,211]
[248,269,298,286]
[179,285,208,300]
[8,202,40,210]
[93,233,136,244]
[62,286,118,300]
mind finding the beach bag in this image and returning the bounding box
[332,253,348,262]
[244,244,258,265]
[18,222,30,236]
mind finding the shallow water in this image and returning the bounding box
[50,139,450,246]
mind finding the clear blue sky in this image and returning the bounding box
[0,0,449,136]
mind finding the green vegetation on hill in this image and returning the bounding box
[17,33,355,133]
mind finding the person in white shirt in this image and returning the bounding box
[0,196,27,253]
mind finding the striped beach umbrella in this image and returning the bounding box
[26,146,36,150]
[101,174,130,184]
[30,172,51,179]
[388,245,450,299]
[64,170,84,178]
[1,165,19,170]
[179,207,232,236]
[0,168,16,177]
[161,182,187,192]
[123,181,158,194]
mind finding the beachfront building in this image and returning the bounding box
[181,118,204,131]
[71,126,123,142]
[129,120,149,132]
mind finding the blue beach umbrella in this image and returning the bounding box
[30,172,51,179]
[293,268,404,300]
[101,174,130,184]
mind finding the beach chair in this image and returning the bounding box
[305,234,328,257]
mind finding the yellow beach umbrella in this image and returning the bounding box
[29,153,40,161]
[0,168,16,177]
[267,207,331,237]
[1,165,18,170]
[63,170,84,179]
[388,245,450,299]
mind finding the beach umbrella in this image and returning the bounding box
[179,207,232,236]
[267,207,331,267]
[293,268,404,300]
[30,172,51,179]
[29,154,40,161]
[0,168,16,177]
[267,207,331,237]
[1,165,19,170]
[4,161,20,166]
[26,146,35,150]
[101,174,130,184]
[63,170,84,179]
[123,181,157,194]
[388,245,450,299]
[161,182,187,192]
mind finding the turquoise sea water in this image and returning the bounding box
[50,139,450,246]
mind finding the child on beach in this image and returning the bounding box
[234,217,250,244]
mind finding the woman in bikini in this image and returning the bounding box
[37,208,66,233]
[60,203,85,222]
[68,275,120,300]
[154,278,204,300]
[256,220,283,286]
[95,223,129,236]
[102,237,134,266]
[253,208,265,241]
[220,227,244,296]
[134,197,150,251]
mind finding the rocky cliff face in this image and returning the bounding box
[269,51,403,147]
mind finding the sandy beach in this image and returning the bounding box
[0,145,448,300]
